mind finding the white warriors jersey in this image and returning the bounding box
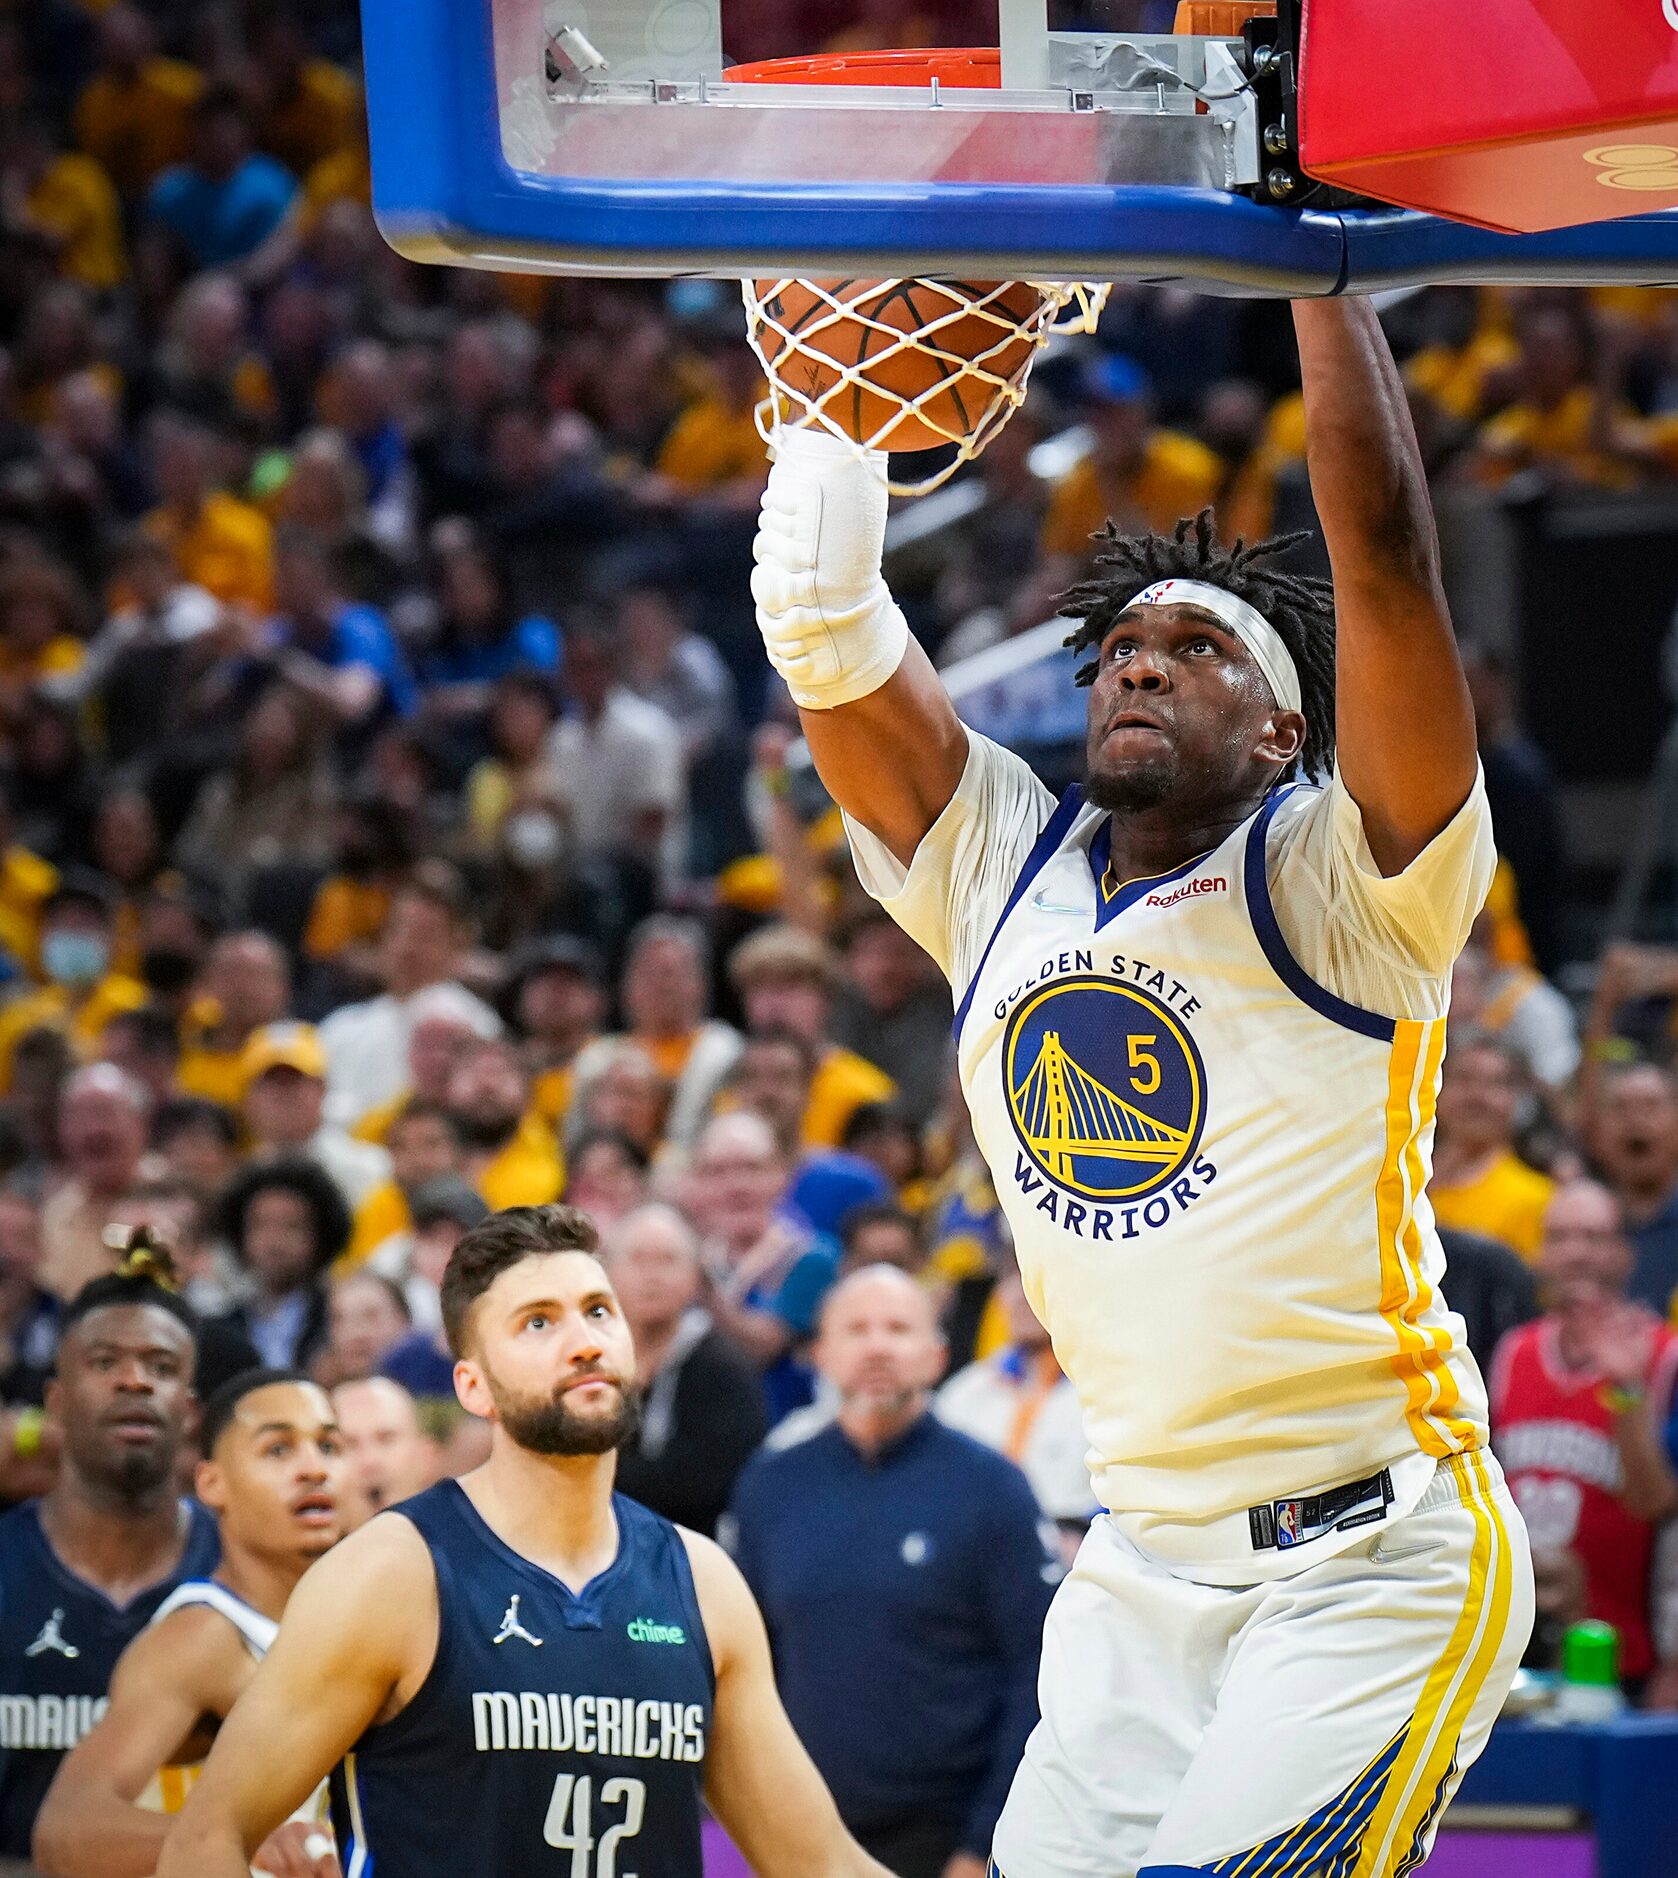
[849,732,1497,1584]
[141,1580,329,1851]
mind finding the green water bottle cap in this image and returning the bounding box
[1562,1619,1620,1687]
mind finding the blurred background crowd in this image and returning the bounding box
[2,0,1678,1867]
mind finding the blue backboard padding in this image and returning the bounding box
[361,0,1678,290]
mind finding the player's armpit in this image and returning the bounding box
[683,1533,892,1878]
[157,1515,435,1878]
[33,1608,246,1878]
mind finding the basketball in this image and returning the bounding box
[751,277,1047,454]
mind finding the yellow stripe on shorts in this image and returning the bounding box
[1350,1452,1514,1878]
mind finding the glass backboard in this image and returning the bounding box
[360,0,1678,289]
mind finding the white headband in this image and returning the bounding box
[1127,578,1302,716]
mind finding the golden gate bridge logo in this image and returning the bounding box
[1005,978,1203,1201]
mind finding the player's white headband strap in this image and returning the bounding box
[1126,578,1302,717]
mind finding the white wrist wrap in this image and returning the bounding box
[751,429,910,711]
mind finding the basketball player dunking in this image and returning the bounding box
[36,1369,350,1878]
[156,1204,894,1878]
[749,297,1535,1875]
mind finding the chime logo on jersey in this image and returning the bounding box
[1004,976,1204,1202]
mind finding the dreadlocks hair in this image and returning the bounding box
[1060,510,1338,781]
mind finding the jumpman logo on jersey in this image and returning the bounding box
[24,1609,78,1659]
[492,1593,543,1648]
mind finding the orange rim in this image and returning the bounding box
[722,47,1001,89]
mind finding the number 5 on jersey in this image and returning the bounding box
[544,1773,646,1876]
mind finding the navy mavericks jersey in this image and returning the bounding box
[331,1483,714,1877]
[0,1497,219,1854]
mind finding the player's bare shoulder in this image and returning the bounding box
[284,1508,439,1684]
[675,1527,763,1674]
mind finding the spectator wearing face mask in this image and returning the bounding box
[0,872,146,1094]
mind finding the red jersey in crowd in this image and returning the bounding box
[1491,1320,1678,1679]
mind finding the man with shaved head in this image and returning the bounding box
[607,1204,766,1535]
[727,1265,1059,1878]
[334,1377,441,1518]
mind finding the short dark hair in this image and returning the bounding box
[1060,510,1338,781]
[200,1367,313,1455]
[566,1128,650,1176]
[398,858,472,929]
[737,1024,818,1080]
[335,1267,413,1323]
[103,1005,181,1060]
[838,1201,920,1258]
[60,1233,197,1347]
[153,1096,240,1152]
[216,1158,353,1272]
[440,1204,600,1358]
[388,1098,463,1144]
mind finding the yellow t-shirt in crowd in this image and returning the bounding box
[478,1114,565,1211]
[1405,330,1519,424]
[175,1001,252,1111]
[28,152,125,290]
[0,973,150,1092]
[262,61,360,176]
[532,1062,576,1128]
[803,1046,895,1152]
[655,394,768,489]
[73,57,203,194]
[1474,386,1640,489]
[1223,392,1307,546]
[0,636,84,694]
[342,1180,410,1271]
[0,845,57,977]
[300,143,372,229]
[144,491,275,610]
[1040,430,1225,558]
[1429,1148,1556,1264]
[304,876,391,963]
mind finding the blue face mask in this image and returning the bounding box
[42,931,109,987]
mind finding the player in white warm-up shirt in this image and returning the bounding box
[749,299,1533,1878]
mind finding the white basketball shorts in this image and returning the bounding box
[990,1450,1533,1878]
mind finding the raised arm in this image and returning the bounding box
[156,1517,433,1878]
[1293,299,1477,874]
[753,432,969,867]
[684,1533,892,1878]
[34,1613,239,1878]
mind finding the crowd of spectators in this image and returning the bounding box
[2,0,1678,1868]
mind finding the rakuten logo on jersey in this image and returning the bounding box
[1144,876,1226,909]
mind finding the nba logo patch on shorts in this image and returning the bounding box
[1248,1468,1394,1552]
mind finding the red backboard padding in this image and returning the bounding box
[1297,0,1678,233]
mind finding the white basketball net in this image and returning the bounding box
[741,278,1109,496]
